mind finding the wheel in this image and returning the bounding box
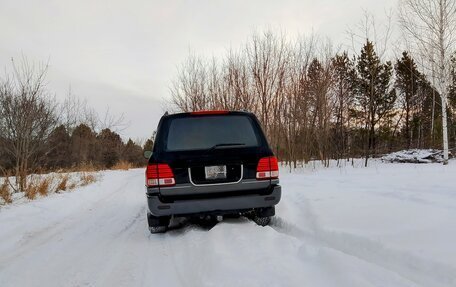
[147,212,170,234]
[251,206,274,226]
[149,226,168,234]
[253,216,271,226]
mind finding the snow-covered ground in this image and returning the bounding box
[0,160,455,287]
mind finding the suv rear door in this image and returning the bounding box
[151,112,274,196]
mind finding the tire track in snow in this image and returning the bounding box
[116,205,146,236]
[269,212,456,287]
[0,171,151,287]
[162,223,212,287]
[0,172,138,270]
[85,207,149,287]
[53,174,150,287]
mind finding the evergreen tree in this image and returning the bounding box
[47,125,71,169]
[143,139,154,152]
[143,131,156,152]
[123,139,144,166]
[395,51,421,148]
[97,128,123,168]
[354,40,396,166]
[71,124,97,165]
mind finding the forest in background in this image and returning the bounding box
[0,60,154,194]
[170,7,456,167]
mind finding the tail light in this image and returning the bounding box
[146,164,175,187]
[256,156,279,180]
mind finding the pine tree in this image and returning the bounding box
[123,139,144,166]
[395,51,421,148]
[47,125,71,169]
[71,124,97,166]
[143,131,156,152]
[354,40,396,166]
[97,129,123,168]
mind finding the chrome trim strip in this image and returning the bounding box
[241,180,264,184]
[188,165,243,186]
[160,185,192,190]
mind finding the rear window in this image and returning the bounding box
[165,115,260,151]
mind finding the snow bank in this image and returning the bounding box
[381,149,451,163]
[0,171,101,206]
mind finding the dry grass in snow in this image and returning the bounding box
[0,170,100,206]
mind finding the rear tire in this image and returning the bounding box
[252,206,274,226]
[149,226,168,234]
[147,212,170,234]
[253,216,271,226]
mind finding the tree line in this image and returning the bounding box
[0,60,152,192]
[170,32,456,167]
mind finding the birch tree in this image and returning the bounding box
[399,0,456,164]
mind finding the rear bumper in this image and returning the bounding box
[147,185,281,216]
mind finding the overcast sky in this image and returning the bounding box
[0,0,397,141]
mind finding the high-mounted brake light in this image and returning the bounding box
[191,110,229,115]
[256,156,279,180]
[146,164,175,187]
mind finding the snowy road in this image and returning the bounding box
[1,161,456,287]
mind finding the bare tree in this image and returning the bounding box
[61,87,90,133]
[246,31,289,139]
[347,9,395,60]
[0,58,58,192]
[97,107,128,133]
[170,53,208,112]
[225,50,254,111]
[399,0,456,164]
[62,89,128,134]
[332,52,356,162]
[282,35,317,167]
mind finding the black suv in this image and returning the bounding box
[144,110,281,233]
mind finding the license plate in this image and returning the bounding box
[205,165,227,180]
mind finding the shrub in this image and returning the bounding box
[80,172,96,186]
[37,177,51,196]
[25,180,38,200]
[112,160,132,170]
[55,174,69,193]
[76,162,98,172]
[0,179,12,204]
[25,176,52,199]
[62,162,99,173]
[68,182,77,190]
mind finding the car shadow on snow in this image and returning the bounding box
[165,216,252,235]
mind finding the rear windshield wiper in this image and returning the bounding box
[208,143,245,151]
